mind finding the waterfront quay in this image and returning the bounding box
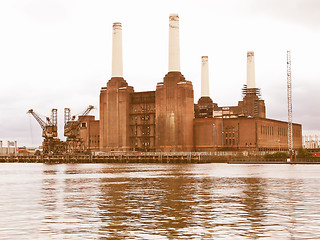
[228,158,320,164]
[1,152,319,164]
[0,152,226,164]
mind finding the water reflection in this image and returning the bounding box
[1,163,320,239]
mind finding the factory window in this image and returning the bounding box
[226,139,228,145]
[81,122,87,128]
[233,139,235,145]
[229,139,231,145]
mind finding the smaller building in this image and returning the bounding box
[303,135,320,149]
[0,141,18,155]
[78,116,100,151]
[194,117,302,152]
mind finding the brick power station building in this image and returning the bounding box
[79,14,302,153]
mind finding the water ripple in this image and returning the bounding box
[0,163,320,239]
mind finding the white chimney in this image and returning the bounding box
[112,22,123,77]
[168,14,180,72]
[201,56,209,97]
[247,51,255,88]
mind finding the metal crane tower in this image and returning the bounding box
[64,105,94,154]
[27,108,65,155]
[287,50,293,154]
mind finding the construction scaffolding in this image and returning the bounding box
[129,93,155,152]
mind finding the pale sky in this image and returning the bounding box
[0,0,320,147]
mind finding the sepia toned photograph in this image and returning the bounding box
[0,0,320,239]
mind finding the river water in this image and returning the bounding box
[0,163,320,239]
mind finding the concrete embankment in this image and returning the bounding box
[0,153,227,164]
[1,154,319,164]
[228,158,320,164]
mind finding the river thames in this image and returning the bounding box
[0,163,320,239]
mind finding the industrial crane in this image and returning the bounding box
[64,105,94,154]
[27,109,65,155]
[287,50,293,156]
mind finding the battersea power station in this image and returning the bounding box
[79,14,302,153]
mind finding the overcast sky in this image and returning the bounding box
[0,0,320,147]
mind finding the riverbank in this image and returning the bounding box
[1,153,319,164]
[0,153,226,164]
[228,158,320,164]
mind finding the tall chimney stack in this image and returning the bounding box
[112,22,123,77]
[201,56,209,97]
[168,14,180,72]
[247,51,255,88]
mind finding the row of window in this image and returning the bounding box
[261,125,274,136]
[225,126,237,139]
[261,125,289,137]
[278,127,287,137]
[225,132,235,137]
[225,139,236,145]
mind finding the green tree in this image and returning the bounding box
[296,148,313,159]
